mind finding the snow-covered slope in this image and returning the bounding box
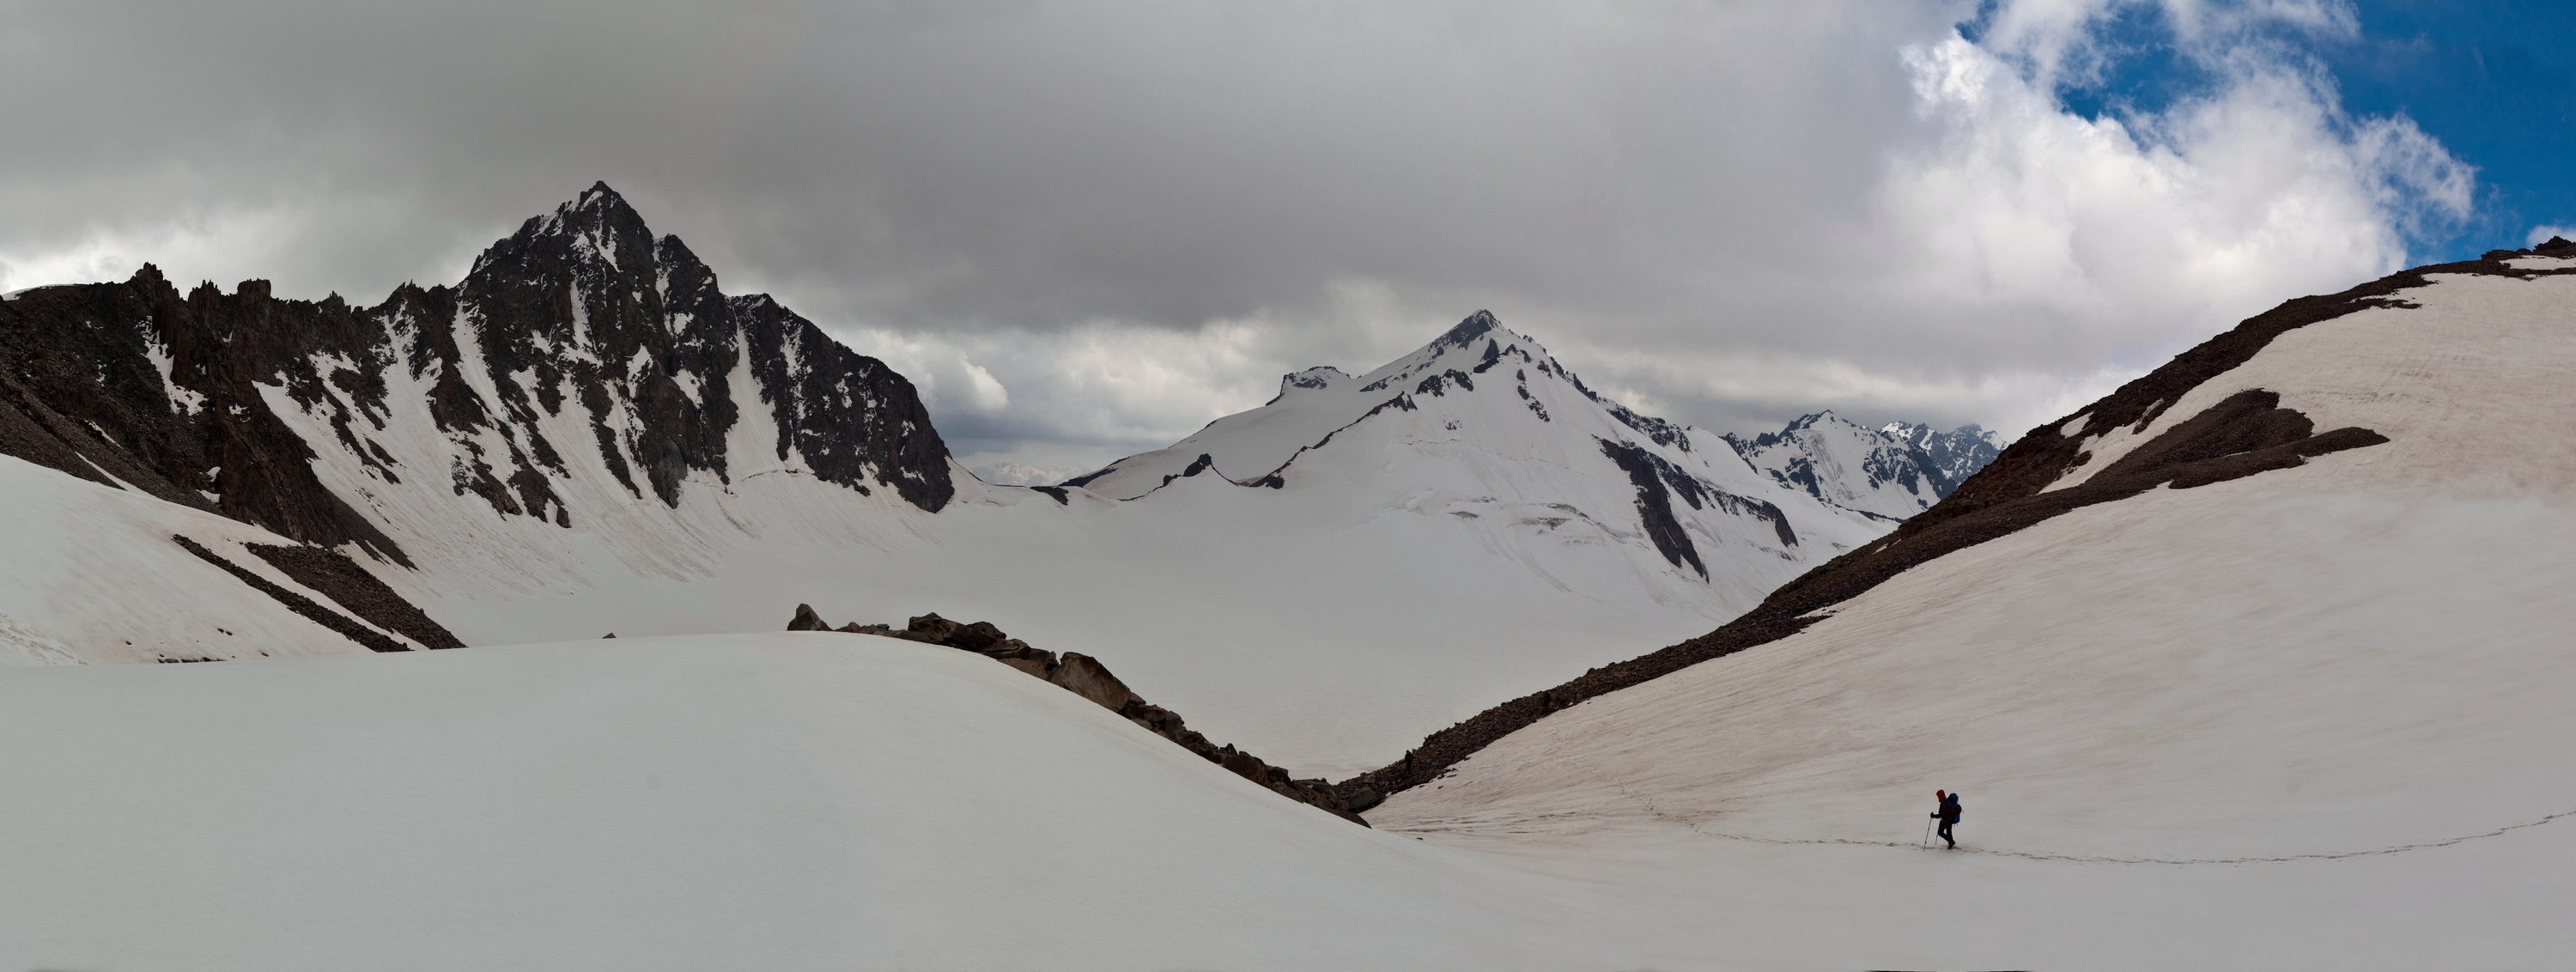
[1725,410,1971,519]
[1354,240,2576,967]
[0,454,441,663]
[0,635,1566,971]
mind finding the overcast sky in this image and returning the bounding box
[3,0,2555,483]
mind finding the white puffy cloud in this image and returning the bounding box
[927,0,2476,473]
[1807,25,2474,428]
[0,0,2480,478]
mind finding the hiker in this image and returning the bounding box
[1930,790,1962,848]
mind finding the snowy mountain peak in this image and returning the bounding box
[480,181,656,279]
[1432,309,1500,349]
[1060,311,1892,599]
[1346,312,1549,397]
[1071,312,1583,498]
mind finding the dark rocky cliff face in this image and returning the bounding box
[0,268,416,562]
[0,182,955,558]
[730,293,953,512]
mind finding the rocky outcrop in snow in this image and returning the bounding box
[787,605,1376,824]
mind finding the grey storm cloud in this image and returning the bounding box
[0,0,2474,481]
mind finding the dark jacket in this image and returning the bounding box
[1936,794,1961,823]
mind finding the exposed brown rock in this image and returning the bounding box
[1048,653,1141,711]
[981,639,1056,668]
[1218,749,1268,785]
[1340,785,1383,812]
[905,612,963,642]
[1121,702,1186,735]
[949,620,1006,652]
[787,604,830,631]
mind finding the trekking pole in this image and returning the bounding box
[1922,817,1932,847]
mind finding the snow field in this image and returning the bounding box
[3,629,2558,971]
[0,635,1586,972]
[1384,479,2576,857]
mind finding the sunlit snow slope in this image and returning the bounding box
[1364,243,2576,967]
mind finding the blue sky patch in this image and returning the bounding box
[1967,1,2576,261]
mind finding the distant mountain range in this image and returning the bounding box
[0,183,1996,775]
[1722,413,2003,521]
[1057,311,1929,586]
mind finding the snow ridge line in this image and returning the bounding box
[1239,392,1419,489]
[1542,720,2576,866]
